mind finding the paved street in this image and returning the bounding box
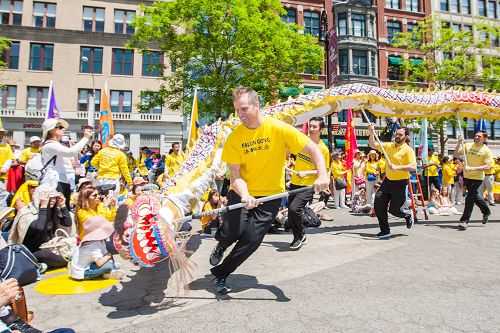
[25,203,500,332]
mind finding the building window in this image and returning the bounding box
[110,90,132,112]
[303,11,320,37]
[280,8,296,24]
[141,91,162,114]
[387,21,401,44]
[461,0,471,14]
[371,53,376,76]
[440,0,449,11]
[488,1,497,17]
[33,2,56,28]
[407,0,420,11]
[27,86,48,111]
[338,12,347,36]
[0,0,22,25]
[339,49,348,74]
[451,23,460,33]
[478,0,486,16]
[386,0,400,9]
[142,51,163,77]
[1,85,16,109]
[450,0,459,12]
[112,49,134,75]
[83,6,104,32]
[388,56,403,80]
[80,47,103,74]
[29,43,53,71]
[114,9,134,34]
[1,40,19,69]
[352,14,366,37]
[78,89,101,112]
[352,50,367,75]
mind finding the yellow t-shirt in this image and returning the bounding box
[222,116,310,197]
[378,142,416,180]
[366,161,378,175]
[494,162,500,182]
[442,163,455,185]
[20,147,40,164]
[330,159,345,179]
[165,153,185,177]
[485,160,495,175]
[291,140,329,186]
[127,157,136,172]
[200,201,214,230]
[137,154,149,176]
[424,154,440,177]
[0,143,14,180]
[458,142,493,180]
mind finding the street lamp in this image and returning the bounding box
[318,9,333,153]
[81,56,96,128]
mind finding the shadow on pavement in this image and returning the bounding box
[187,274,291,302]
[98,234,202,319]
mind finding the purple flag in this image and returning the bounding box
[45,81,60,119]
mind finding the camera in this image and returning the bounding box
[96,184,116,197]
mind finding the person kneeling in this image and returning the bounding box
[69,216,124,280]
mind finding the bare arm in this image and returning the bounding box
[300,141,329,192]
[454,135,463,158]
[368,124,379,151]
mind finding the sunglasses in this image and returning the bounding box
[55,126,65,130]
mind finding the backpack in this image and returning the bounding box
[301,206,321,228]
[24,153,57,181]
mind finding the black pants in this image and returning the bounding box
[374,178,408,234]
[460,178,490,222]
[57,182,72,209]
[425,176,441,199]
[211,190,281,279]
[288,184,314,239]
[33,248,67,268]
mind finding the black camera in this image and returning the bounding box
[96,184,116,197]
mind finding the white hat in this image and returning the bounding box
[109,134,125,149]
[29,136,41,143]
[42,118,69,139]
[76,177,92,190]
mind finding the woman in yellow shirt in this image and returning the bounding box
[365,150,379,205]
[441,156,455,200]
[330,152,348,209]
[200,189,224,235]
[75,187,116,239]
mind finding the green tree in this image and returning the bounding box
[392,16,499,155]
[0,37,11,69]
[129,0,324,119]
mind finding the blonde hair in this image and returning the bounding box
[232,87,259,105]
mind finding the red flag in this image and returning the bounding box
[344,109,358,169]
[99,89,115,148]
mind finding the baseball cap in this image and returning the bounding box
[30,136,42,143]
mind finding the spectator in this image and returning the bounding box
[452,157,464,205]
[137,146,150,179]
[423,147,441,198]
[365,150,379,205]
[200,189,225,235]
[428,187,461,215]
[126,152,136,178]
[75,187,116,239]
[441,156,455,199]
[79,140,101,179]
[352,149,366,194]
[0,126,14,209]
[165,142,185,178]
[41,118,92,208]
[351,185,372,214]
[20,136,42,165]
[331,151,348,209]
[6,140,24,193]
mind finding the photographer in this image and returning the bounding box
[75,187,116,239]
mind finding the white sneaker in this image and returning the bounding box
[39,263,48,274]
[340,205,349,209]
[103,269,125,280]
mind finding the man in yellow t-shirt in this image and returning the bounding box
[209,87,329,294]
[368,124,416,239]
[422,147,441,196]
[20,136,42,164]
[164,142,185,178]
[287,116,329,250]
[0,126,14,208]
[455,130,493,230]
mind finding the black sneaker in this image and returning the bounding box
[405,214,414,229]
[209,244,225,266]
[8,317,42,333]
[376,231,391,239]
[216,277,232,295]
[289,235,306,250]
[482,213,491,224]
[458,220,468,230]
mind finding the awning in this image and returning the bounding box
[410,58,424,65]
[389,56,403,65]
[334,139,370,147]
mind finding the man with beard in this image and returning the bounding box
[287,116,329,250]
[368,125,416,239]
[454,130,492,230]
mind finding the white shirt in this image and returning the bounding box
[41,138,89,184]
[69,240,107,280]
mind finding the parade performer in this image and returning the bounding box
[287,116,329,250]
[368,124,416,239]
[208,87,329,294]
[454,130,493,230]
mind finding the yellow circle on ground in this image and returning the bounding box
[35,274,119,295]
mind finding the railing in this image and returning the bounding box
[0,109,182,123]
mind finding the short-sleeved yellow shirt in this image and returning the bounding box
[378,142,416,180]
[366,161,378,175]
[330,159,345,179]
[0,144,14,180]
[291,140,329,186]
[442,163,455,185]
[424,154,440,177]
[20,147,40,164]
[222,116,311,197]
[165,153,185,177]
[458,142,493,180]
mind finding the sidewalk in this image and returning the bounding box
[24,203,500,332]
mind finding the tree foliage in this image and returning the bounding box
[129,0,324,119]
[0,37,11,69]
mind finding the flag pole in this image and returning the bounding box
[455,110,468,167]
[45,80,53,119]
[187,88,197,149]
